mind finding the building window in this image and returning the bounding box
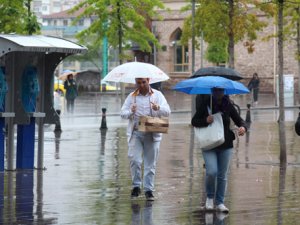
[63,20,68,26]
[174,43,188,72]
[171,29,188,72]
[53,1,60,7]
[218,62,226,67]
[53,20,57,26]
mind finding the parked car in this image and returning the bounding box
[100,80,119,91]
[54,76,66,96]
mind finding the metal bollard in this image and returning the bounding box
[245,103,251,124]
[54,110,62,132]
[100,108,108,130]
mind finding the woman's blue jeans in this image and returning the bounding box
[202,148,233,205]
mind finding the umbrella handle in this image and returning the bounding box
[210,94,212,115]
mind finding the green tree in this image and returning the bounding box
[0,0,40,34]
[71,0,165,64]
[277,0,286,166]
[205,40,228,65]
[0,0,26,33]
[181,0,268,68]
[68,35,103,72]
[258,0,286,165]
[279,0,300,102]
[24,0,40,35]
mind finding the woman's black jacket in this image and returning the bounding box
[192,95,248,150]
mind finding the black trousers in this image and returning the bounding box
[253,88,259,102]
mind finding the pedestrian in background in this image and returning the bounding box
[247,72,260,105]
[192,88,247,212]
[120,78,171,201]
[64,74,78,113]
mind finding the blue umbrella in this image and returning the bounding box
[173,76,249,95]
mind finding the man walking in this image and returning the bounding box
[121,78,171,201]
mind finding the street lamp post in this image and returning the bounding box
[191,0,195,74]
[191,0,196,118]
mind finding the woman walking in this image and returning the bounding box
[192,88,248,212]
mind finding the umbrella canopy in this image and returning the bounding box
[173,76,249,95]
[103,62,169,84]
[192,66,243,81]
[58,69,77,81]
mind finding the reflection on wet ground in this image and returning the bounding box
[1,93,300,224]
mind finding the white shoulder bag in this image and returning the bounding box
[194,107,225,150]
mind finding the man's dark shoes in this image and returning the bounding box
[145,191,155,201]
[131,187,141,198]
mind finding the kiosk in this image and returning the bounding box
[0,35,87,170]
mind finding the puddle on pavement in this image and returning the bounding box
[1,122,300,225]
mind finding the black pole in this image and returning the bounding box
[245,103,252,131]
[54,110,62,132]
[245,103,251,123]
[100,108,108,130]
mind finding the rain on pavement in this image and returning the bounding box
[1,91,300,225]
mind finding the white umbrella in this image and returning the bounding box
[103,62,169,84]
[58,70,78,81]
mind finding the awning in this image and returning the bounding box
[0,34,87,57]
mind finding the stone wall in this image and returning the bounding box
[154,7,299,93]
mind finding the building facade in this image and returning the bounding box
[35,0,299,93]
[154,0,299,93]
[32,0,82,22]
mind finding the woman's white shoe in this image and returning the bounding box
[216,204,229,212]
[205,198,214,210]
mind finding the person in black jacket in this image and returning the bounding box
[247,73,260,105]
[192,88,247,212]
[64,74,78,113]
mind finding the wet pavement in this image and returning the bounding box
[1,91,300,225]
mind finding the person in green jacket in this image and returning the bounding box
[64,74,78,113]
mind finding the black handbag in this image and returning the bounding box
[295,112,300,136]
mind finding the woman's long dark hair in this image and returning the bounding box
[212,95,231,113]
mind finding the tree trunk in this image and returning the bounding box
[117,1,125,103]
[117,2,122,65]
[228,0,235,69]
[278,0,287,166]
[297,7,300,103]
[191,0,196,119]
[26,0,32,35]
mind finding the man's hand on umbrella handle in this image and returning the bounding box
[131,103,137,113]
[150,102,160,111]
[206,115,214,124]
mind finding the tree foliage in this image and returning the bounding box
[181,0,268,65]
[24,0,41,35]
[0,0,40,34]
[0,0,26,33]
[205,40,228,64]
[71,0,165,61]
[278,0,300,58]
[68,35,103,72]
